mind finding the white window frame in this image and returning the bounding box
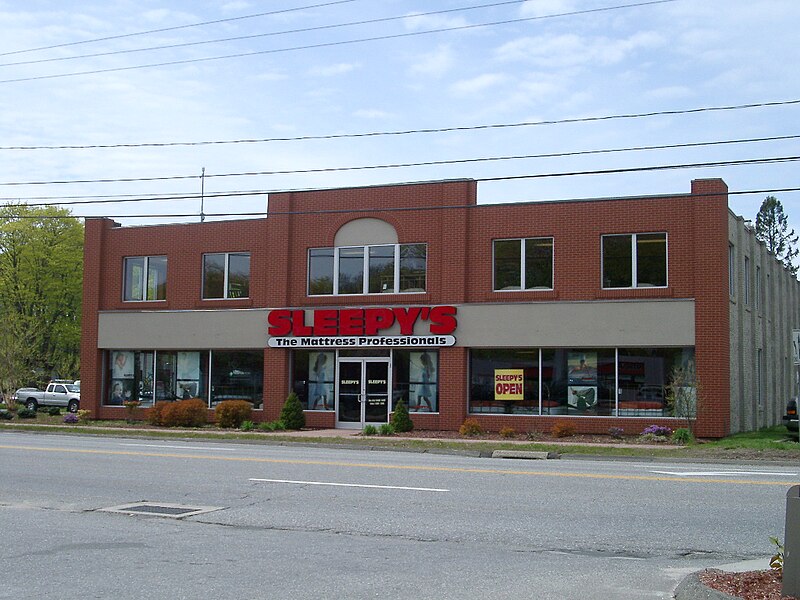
[493,237,554,292]
[308,243,426,296]
[123,255,167,302]
[601,232,668,289]
[202,252,250,300]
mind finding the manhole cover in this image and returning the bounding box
[99,502,223,518]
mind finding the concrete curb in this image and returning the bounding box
[673,570,740,600]
[491,449,559,460]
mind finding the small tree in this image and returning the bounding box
[390,398,413,433]
[667,359,700,436]
[755,196,799,275]
[280,392,305,430]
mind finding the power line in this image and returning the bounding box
[3,156,799,207]
[0,0,361,58]
[2,187,798,220]
[0,1,524,68]
[0,0,678,84]
[0,133,797,188]
[3,98,797,151]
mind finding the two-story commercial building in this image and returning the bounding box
[80,177,800,437]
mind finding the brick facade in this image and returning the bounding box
[79,177,796,437]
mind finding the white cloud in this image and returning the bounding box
[519,0,575,18]
[308,63,358,77]
[644,86,694,101]
[450,73,508,96]
[353,109,394,119]
[408,44,455,77]
[221,2,252,12]
[495,31,665,68]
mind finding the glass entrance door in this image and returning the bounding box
[337,359,390,429]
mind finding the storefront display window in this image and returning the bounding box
[210,351,263,408]
[617,348,694,417]
[469,349,538,414]
[394,350,438,412]
[293,351,336,410]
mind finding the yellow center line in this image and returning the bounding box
[1,444,796,486]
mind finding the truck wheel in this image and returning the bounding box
[25,399,38,411]
[67,400,79,413]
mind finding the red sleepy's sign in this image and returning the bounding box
[267,306,457,337]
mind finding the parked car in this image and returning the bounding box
[785,398,798,441]
[12,380,80,413]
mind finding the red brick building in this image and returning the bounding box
[80,178,800,437]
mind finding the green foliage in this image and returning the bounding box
[769,536,784,574]
[258,420,285,431]
[390,398,413,433]
[378,423,395,436]
[362,425,378,436]
[0,409,13,420]
[47,406,61,416]
[239,420,255,431]
[215,400,253,428]
[280,392,305,430]
[755,196,799,274]
[16,408,37,419]
[0,205,84,396]
[76,409,92,424]
[671,428,693,444]
[459,418,483,436]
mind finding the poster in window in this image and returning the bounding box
[568,352,597,384]
[112,351,134,379]
[308,352,334,410]
[109,379,134,405]
[177,352,200,381]
[409,351,436,411]
[568,385,597,411]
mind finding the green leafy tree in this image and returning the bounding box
[0,205,83,395]
[755,196,799,275]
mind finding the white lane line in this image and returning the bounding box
[249,478,449,492]
[120,443,237,451]
[651,470,797,477]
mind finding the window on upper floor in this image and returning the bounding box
[123,256,167,301]
[202,252,250,299]
[493,237,553,291]
[602,233,667,289]
[308,244,426,296]
[743,256,751,306]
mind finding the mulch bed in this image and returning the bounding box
[700,569,796,600]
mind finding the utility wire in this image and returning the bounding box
[0,0,524,68]
[2,98,796,151]
[0,0,678,84]
[0,133,797,188]
[0,0,361,57]
[2,187,798,220]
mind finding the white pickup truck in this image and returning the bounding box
[13,381,80,413]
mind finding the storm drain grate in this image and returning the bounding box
[99,502,223,519]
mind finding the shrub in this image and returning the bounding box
[499,426,516,439]
[362,425,378,436]
[390,398,413,433]
[147,401,171,426]
[76,409,92,424]
[770,536,784,575]
[161,399,207,428]
[63,413,79,424]
[280,392,305,430]
[0,409,13,420]
[379,423,395,436]
[642,424,672,437]
[671,428,693,444]
[608,426,624,439]
[639,433,669,443]
[459,418,483,436]
[48,407,62,416]
[17,408,37,419]
[240,420,255,431]
[551,420,577,438]
[215,400,253,429]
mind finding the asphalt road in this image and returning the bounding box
[0,431,796,599]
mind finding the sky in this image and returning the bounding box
[0,0,798,242]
